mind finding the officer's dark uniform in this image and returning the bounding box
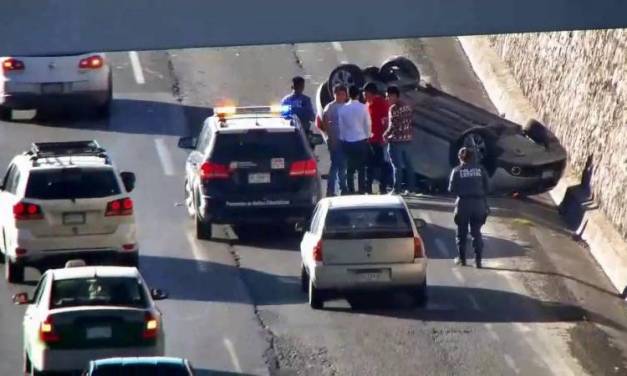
[448,155,490,267]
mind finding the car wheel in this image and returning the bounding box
[308,277,324,309]
[95,86,112,118]
[453,127,497,173]
[5,257,24,283]
[317,81,333,115]
[327,64,365,95]
[0,106,11,121]
[121,253,139,267]
[380,56,420,82]
[524,118,552,146]
[196,215,212,240]
[300,264,309,293]
[413,280,428,307]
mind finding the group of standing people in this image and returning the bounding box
[283,76,489,268]
[318,82,417,197]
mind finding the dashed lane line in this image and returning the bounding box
[129,51,146,84]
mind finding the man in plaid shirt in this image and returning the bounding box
[383,85,416,194]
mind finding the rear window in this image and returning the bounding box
[92,364,190,376]
[211,130,308,162]
[25,168,121,200]
[50,277,148,309]
[324,207,413,239]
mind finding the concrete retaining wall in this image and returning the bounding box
[489,30,627,238]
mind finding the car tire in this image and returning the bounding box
[363,66,383,82]
[121,253,139,268]
[524,118,552,146]
[5,257,24,283]
[317,81,333,115]
[453,127,497,173]
[95,87,112,118]
[0,106,11,121]
[380,56,420,82]
[300,264,309,293]
[308,277,324,309]
[327,64,365,95]
[196,215,212,240]
[413,280,428,307]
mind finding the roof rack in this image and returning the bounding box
[27,141,110,163]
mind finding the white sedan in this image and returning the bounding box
[300,195,428,309]
[0,53,112,119]
[13,263,167,375]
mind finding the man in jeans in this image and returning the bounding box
[363,82,392,194]
[383,86,416,195]
[319,84,348,196]
[339,85,372,194]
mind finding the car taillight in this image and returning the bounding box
[2,58,24,72]
[13,202,43,220]
[200,162,230,180]
[289,159,317,177]
[39,315,60,343]
[313,240,323,262]
[105,198,133,216]
[142,312,159,340]
[78,55,104,69]
[414,237,424,258]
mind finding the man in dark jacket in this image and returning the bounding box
[448,147,490,268]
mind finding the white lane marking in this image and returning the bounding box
[330,41,349,64]
[452,268,465,283]
[128,51,145,84]
[224,338,243,373]
[504,354,520,374]
[186,232,209,272]
[154,138,175,176]
[435,238,450,258]
[514,323,532,333]
[468,295,481,311]
[485,323,500,341]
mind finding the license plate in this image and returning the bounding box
[248,173,270,184]
[86,326,112,339]
[41,83,64,94]
[355,269,389,282]
[542,170,555,179]
[271,158,285,170]
[63,212,85,225]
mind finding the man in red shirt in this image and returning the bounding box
[363,83,392,194]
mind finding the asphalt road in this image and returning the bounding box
[0,39,626,375]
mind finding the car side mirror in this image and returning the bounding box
[308,133,324,147]
[12,292,30,305]
[178,136,197,150]
[120,172,136,193]
[414,218,427,229]
[150,288,168,301]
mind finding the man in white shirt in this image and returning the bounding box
[338,85,372,194]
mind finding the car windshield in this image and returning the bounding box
[25,168,121,200]
[324,207,413,239]
[211,130,308,163]
[91,364,190,376]
[50,277,148,309]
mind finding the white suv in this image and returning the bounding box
[0,141,138,283]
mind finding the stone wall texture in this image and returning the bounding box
[489,30,627,238]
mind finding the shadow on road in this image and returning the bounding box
[195,370,257,376]
[139,254,306,306]
[4,99,212,137]
[325,285,625,330]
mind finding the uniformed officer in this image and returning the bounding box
[448,147,490,268]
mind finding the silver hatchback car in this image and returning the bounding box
[300,195,427,309]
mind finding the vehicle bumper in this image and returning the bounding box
[200,195,316,225]
[11,225,137,267]
[34,343,163,372]
[310,260,427,291]
[1,81,110,109]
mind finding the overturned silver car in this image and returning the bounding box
[316,57,567,195]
